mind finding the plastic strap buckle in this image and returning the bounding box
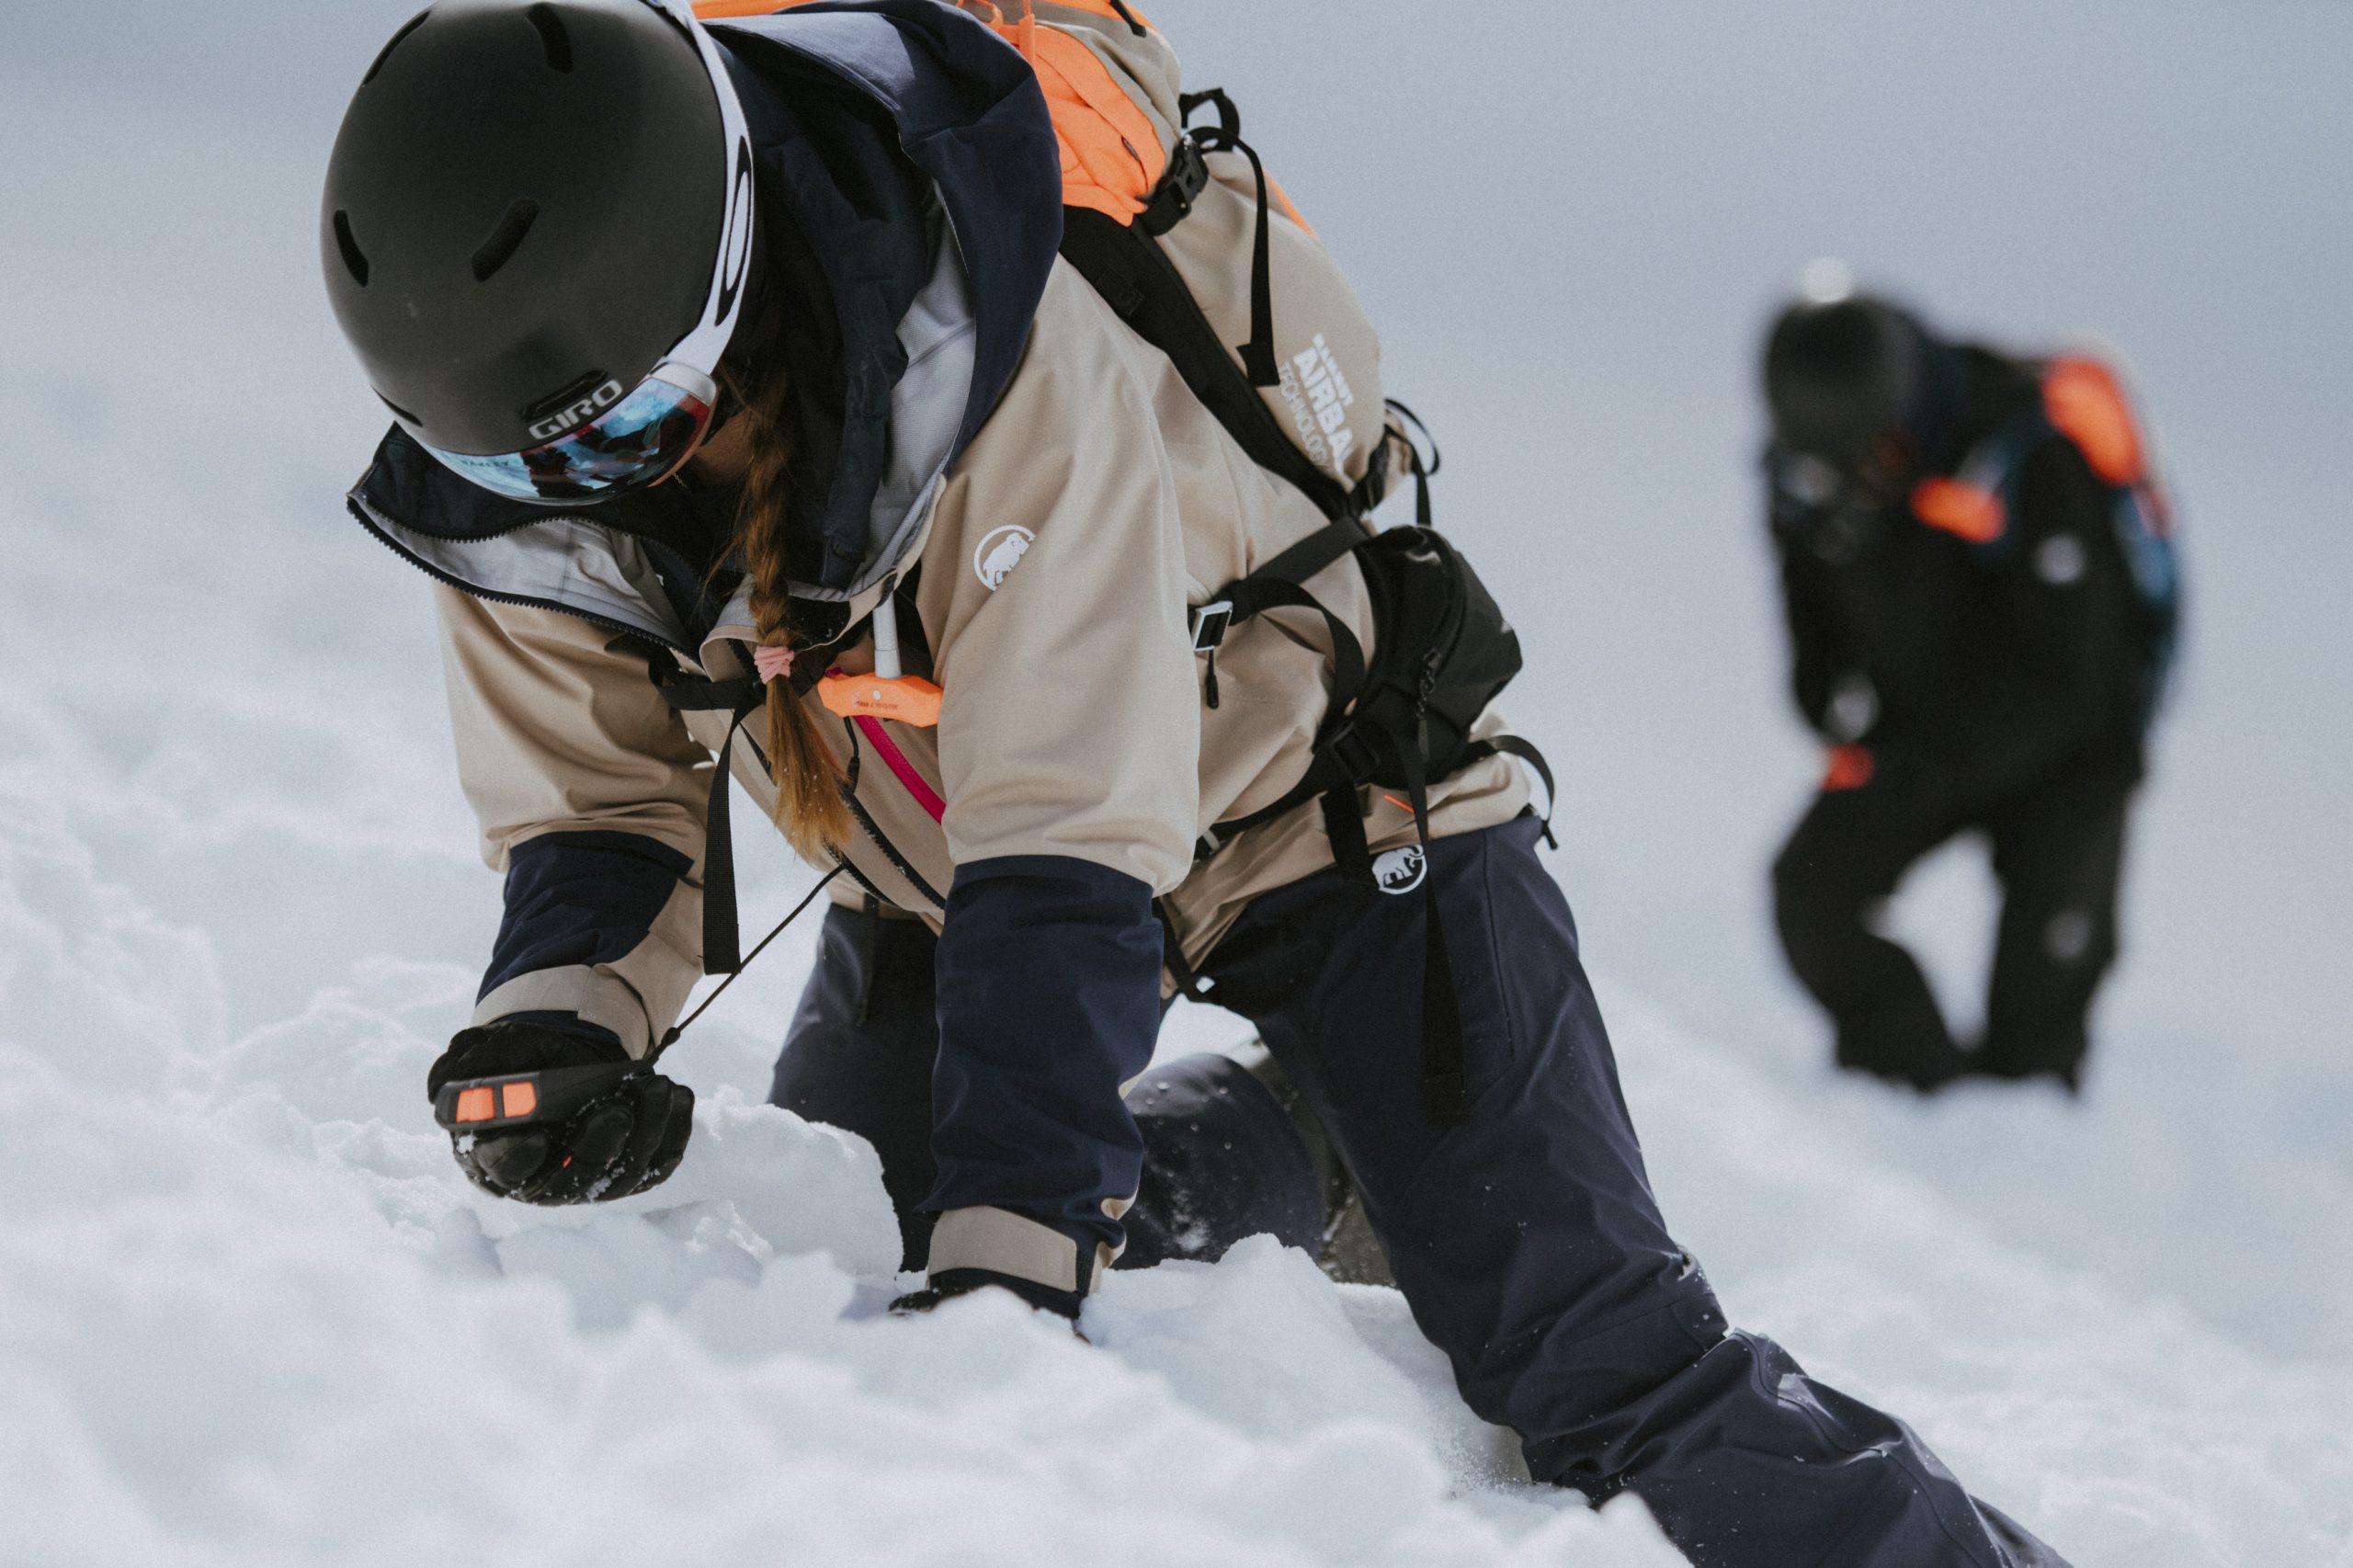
[1188,600,1233,653]
[1141,136,1211,236]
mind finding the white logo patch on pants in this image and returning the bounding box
[1373,845,1427,895]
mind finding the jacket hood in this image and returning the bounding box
[347,0,1062,653]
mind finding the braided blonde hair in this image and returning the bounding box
[720,314,853,861]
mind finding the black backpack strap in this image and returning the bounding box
[1320,785,1373,882]
[1227,577,1366,713]
[1223,517,1369,610]
[1154,899,1211,1003]
[1461,733,1559,849]
[656,654,820,977]
[1059,206,1351,521]
[1384,398,1441,530]
[1165,89,1278,388]
[698,702,757,974]
[1376,727,1467,1125]
[1191,517,1370,710]
[1336,718,1468,1125]
[656,675,764,713]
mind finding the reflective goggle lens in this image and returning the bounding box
[422,372,716,503]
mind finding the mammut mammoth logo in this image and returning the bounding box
[972,525,1034,591]
[1373,845,1426,895]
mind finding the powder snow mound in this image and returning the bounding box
[0,811,1682,1567]
[6,766,2351,1566]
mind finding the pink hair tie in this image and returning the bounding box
[752,644,795,685]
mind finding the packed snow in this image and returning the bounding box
[5,2,2350,1564]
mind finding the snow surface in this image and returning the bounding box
[5,2,2351,1564]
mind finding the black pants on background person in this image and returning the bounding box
[774,815,2065,1566]
[1774,753,2140,1091]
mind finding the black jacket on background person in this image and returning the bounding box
[1766,331,2154,1092]
[1773,345,2147,800]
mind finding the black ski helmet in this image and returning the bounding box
[1762,295,1927,472]
[322,0,755,479]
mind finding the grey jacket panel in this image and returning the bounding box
[798,221,980,604]
[360,499,693,652]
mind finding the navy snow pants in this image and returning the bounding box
[770,902,1324,1273]
[773,815,2065,1567]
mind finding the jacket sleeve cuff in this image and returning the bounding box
[471,967,664,1060]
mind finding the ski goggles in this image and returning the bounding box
[426,365,722,503]
[414,0,756,504]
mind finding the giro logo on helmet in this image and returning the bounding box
[1373,845,1427,895]
[973,525,1034,591]
[526,376,627,442]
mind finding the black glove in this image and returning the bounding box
[426,1020,693,1204]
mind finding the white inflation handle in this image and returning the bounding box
[871,587,904,681]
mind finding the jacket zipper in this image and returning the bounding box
[347,495,694,655]
[835,720,949,910]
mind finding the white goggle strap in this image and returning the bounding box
[640,0,757,379]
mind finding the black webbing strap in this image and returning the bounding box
[1384,398,1442,530]
[853,893,881,1028]
[1193,516,1369,713]
[1319,784,1372,881]
[1154,899,1211,1002]
[657,657,809,977]
[1384,726,1470,1124]
[1225,517,1369,611]
[1227,137,1279,387]
[1058,207,1351,521]
[655,675,763,713]
[1173,89,1277,388]
[699,703,757,974]
[1461,733,1560,849]
[1228,577,1367,711]
[652,862,846,1060]
[1198,744,1342,859]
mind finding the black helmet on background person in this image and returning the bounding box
[1761,291,1928,475]
[321,0,756,501]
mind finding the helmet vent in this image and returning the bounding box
[333,210,370,286]
[361,9,432,85]
[471,199,541,282]
[527,5,574,72]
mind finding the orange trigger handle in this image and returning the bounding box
[817,671,943,728]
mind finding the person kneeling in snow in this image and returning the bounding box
[322,3,2070,1562]
[1759,285,2174,1094]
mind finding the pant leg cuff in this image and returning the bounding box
[926,1205,1111,1299]
[925,1267,1087,1320]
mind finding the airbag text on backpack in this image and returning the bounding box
[1280,334,1357,478]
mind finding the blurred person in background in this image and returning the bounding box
[1760,278,2177,1094]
